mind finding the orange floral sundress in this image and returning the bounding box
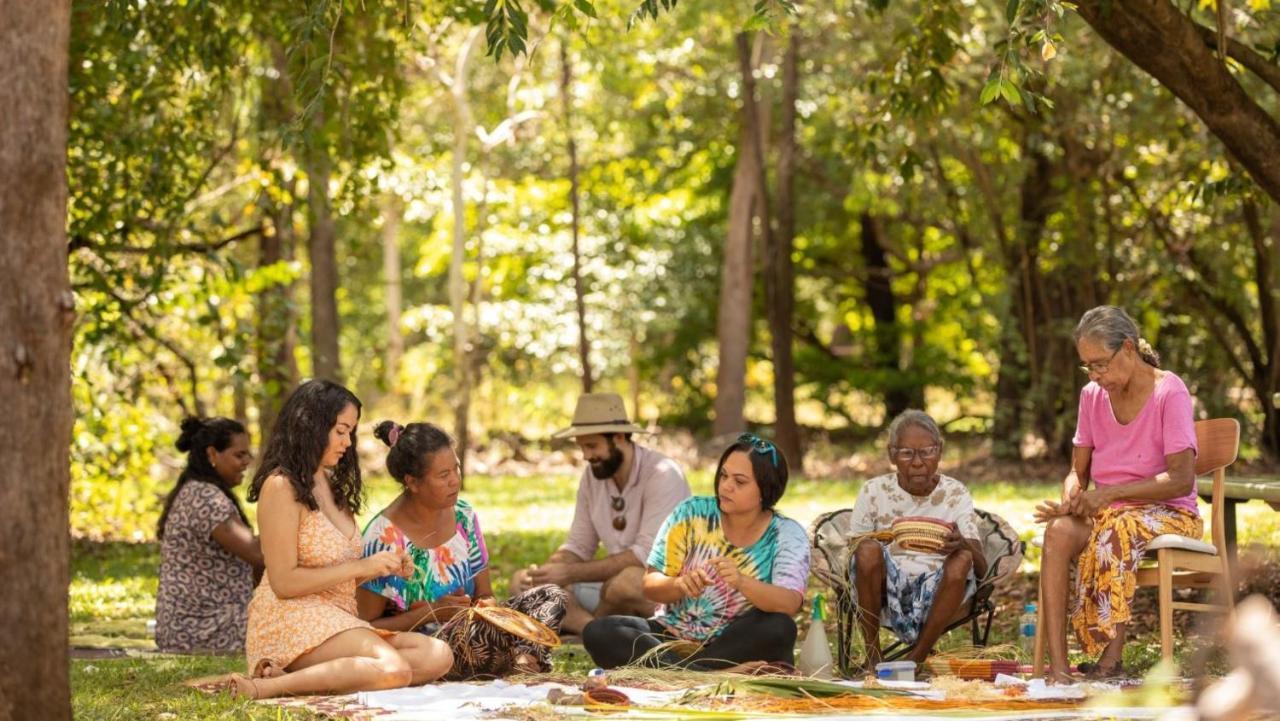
[245,509,390,673]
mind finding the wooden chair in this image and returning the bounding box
[1032,418,1239,675]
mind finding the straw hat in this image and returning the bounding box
[552,393,647,439]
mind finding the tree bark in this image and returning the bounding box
[1074,0,1280,203]
[381,194,404,392]
[449,29,482,474]
[561,38,593,393]
[306,127,342,384]
[859,214,920,420]
[0,0,73,716]
[713,33,763,438]
[767,35,802,471]
[256,42,299,444]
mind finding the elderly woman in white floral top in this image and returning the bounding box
[846,410,987,668]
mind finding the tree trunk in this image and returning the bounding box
[859,214,915,420]
[0,0,73,716]
[382,194,404,392]
[306,130,342,384]
[1074,0,1280,204]
[713,33,763,438]
[255,42,299,444]
[256,180,299,445]
[767,35,802,470]
[562,39,593,393]
[449,29,482,474]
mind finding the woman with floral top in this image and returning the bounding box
[357,420,566,679]
[582,434,809,671]
[847,409,987,669]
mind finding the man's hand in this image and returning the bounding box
[527,562,576,587]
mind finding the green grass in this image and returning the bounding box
[71,473,1280,718]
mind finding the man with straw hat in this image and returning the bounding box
[510,393,690,635]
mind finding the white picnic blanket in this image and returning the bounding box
[355,680,687,720]
[355,678,1170,720]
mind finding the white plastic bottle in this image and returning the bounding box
[797,593,835,679]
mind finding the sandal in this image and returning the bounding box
[1077,661,1127,679]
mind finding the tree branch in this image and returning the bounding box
[1193,22,1280,96]
[69,225,264,256]
[1074,0,1280,202]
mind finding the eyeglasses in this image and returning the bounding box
[889,445,941,463]
[1079,347,1121,376]
[736,433,780,467]
[611,495,626,531]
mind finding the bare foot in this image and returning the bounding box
[1046,669,1078,685]
[225,673,261,700]
[253,660,285,679]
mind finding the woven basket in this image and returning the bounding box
[891,516,954,553]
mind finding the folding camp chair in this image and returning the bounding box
[810,506,1024,674]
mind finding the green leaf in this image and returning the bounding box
[574,0,598,18]
[980,78,1001,105]
[999,79,1022,105]
[1006,0,1020,23]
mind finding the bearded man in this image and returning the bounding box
[510,393,690,634]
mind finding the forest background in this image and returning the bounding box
[8,0,1280,716]
[63,0,1280,541]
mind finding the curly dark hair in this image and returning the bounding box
[157,417,250,539]
[714,434,790,511]
[373,420,455,485]
[249,379,363,514]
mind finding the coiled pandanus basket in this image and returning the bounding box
[891,516,954,553]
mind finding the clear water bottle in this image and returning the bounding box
[1019,603,1038,662]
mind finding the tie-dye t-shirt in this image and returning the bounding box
[647,496,810,641]
[360,499,488,613]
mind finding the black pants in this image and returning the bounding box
[582,609,797,670]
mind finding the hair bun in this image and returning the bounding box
[1136,338,1161,368]
[373,420,401,447]
[176,417,205,452]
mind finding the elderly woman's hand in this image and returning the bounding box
[1066,488,1110,517]
[938,527,968,556]
[1033,499,1070,523]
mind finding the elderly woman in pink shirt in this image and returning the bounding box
[1035,306,1201,683]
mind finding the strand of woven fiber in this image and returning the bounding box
[729,695,1085,714]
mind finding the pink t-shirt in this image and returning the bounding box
[1072,371,1199,515]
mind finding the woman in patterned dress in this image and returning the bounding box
[155,416,261,652]
[227,380,452,699]
[357,421,566,680]
[1036,306,1202,683]
[845,410,987,668]
[582,434,809,671]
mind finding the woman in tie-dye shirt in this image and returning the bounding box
[583,434,809,671]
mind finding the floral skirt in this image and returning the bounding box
[848,544,975,645]
[432,583,567,680]
[1071,504,1202,656]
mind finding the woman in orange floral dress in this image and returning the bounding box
[227,380,452,698]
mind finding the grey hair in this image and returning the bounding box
[887,409,943,449]
[1073,305,1160,368]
